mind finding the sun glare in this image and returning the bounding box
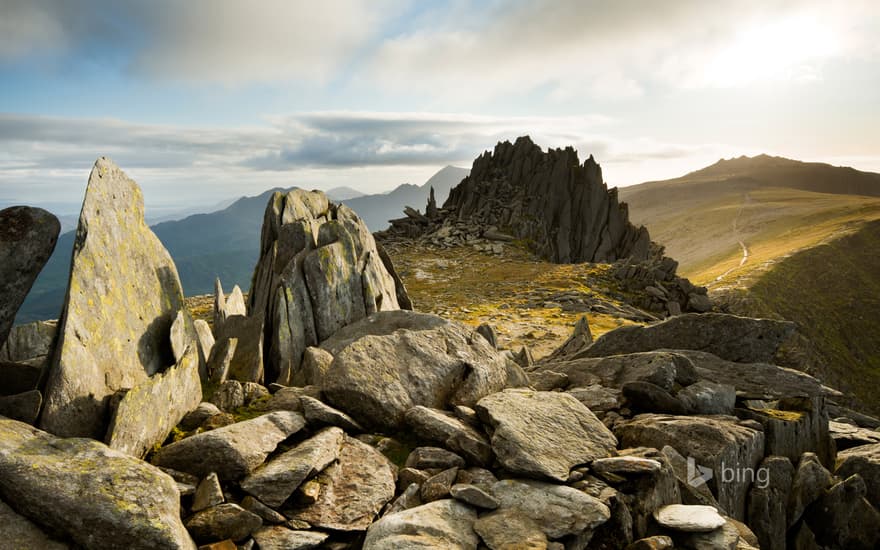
[704,15,840,88]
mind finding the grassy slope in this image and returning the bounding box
[719,220,880,415]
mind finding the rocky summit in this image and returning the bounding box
[0,154,877,550]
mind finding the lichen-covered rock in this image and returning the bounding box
[241,427,344,507]
[835,443,880,508]
[475,389,617,481]
[287,435,396,531]
[0,319,57,370]
[185,503,262,543]
[746,456,793,550]
[0,417,195,550]
[40,158,193,439]
[364,499,479,550]
[153,410,305,480]
[252,526,328,550]
[248,189,410,386]
[578,313,795,364]
[106,343,202,458]
[0,206,60,348]
[319,311,523,431]
[473,508,547,549]
[405,405,492,466]
[737,397,835,469]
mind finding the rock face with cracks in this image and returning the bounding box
[248,189,411,386]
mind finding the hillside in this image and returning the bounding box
[621,155,880,414]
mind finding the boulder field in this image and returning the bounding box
[0,156,877,549]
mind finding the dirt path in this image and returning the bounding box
[712,194,750,284]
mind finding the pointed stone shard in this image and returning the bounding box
[0,206,60,348]
[40,158,193,439]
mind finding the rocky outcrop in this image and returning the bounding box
[0,206,60,348]
[382,136,653,264]
[247,189,411,385]
[40,158,196,439]
[0,320,58,393]
[0,417,194,549]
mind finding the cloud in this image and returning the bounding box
[0,111,735,211]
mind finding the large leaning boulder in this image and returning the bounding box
[316,310,525,431]
[0,206,60,348]
[0,417,195,549]
[248,189,411,385]
[40,158,197,440]
[576,313,795,363]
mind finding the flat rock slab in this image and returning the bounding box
[491,479,611,539]
[475,389,617,481]
[474,508,548,550]
[154,410,305,480]
[40,158,191,439]
[241,426,344,507]
[577,313,795,364]
[300,395,363,432]
[0,389,42,424]
[405,405,492,466]
[288,435,396,531]
[107,343,202,458]
[363,499,479,550]
[252,526,328,550]
[653,504,726,532]
[0,319,57,365]
[185,503,262,543]
[0,206,59,348]
[592,456,662,476]
[0,417,194,550]
[320,310,520,431]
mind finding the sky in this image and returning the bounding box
[1,0,879,217]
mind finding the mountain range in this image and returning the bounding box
[14,165,469,324]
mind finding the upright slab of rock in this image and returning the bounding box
[0,206,60,347]
[0,417,195,550]
[39,158,197,440]
[248,189,411,385]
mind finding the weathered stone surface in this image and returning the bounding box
[787,452,834,528]
[545,315,593,363]
[0,417,195,549]
[737,396,835,468]
[364,499,479,550]
[450,483,499,509]
[185,504,262,543]
[836,442,880,508]
[567,384,621,413]
[207,336,237,385]
[654,504,726,532]
[747,456,793,550]
[193,319,214,378]
[405,405,492,466]
[0,389,42,424]
[804,474,880,550]
[539,351,691,392]
[592,456,662,477]
[241,427,344,507]
[213,314,264,384]
[676,519,742,550]
[578,313,795,363]
[248,190,410,386]
[107,344,202,458]
[0,319,57,368]
[613,447,682,540]
[660,445,721,510]
[679,380,736,415]
[0,206,59,348]
[404,446,465,470]
[0,498,69,550]
[476,389,617,481]
[180,402,222,431]
[626,536,673,550]
[210,380,245,412]
[829,420,880,450]
[251,526,328,550]
[320,311,522,430]
[421,467,458,502]
[192,472,225,513]
[474,508,548,550]
[491,479,611,539]
[300,395,363,432]
[615,414,764,520]
[241,496,286,524]
[154,411,305,480]
[622,381,687,414]
[288,435,396,531]
[40,158,193,439]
